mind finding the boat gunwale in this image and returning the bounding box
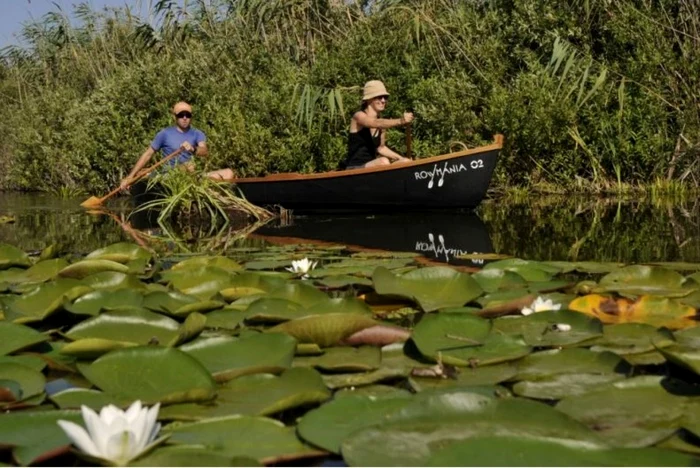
[231,134,504,184]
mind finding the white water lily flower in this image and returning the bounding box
[552,323,572,332]
[57,401,163,466]
[286,258,318,278]
[521,296,561,316]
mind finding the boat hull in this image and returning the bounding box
[232,138,501,212]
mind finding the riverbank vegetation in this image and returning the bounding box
[0,0,698,194]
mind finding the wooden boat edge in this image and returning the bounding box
[232,134,504,184]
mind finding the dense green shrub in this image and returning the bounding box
[0,0,697,193]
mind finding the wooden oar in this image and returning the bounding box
[80,148,184,208]
[406,123,413,159]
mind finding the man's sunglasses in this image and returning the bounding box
[175,111,192,119]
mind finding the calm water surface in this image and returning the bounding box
[1,192,699,265]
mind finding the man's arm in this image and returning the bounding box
[120,147,155,191]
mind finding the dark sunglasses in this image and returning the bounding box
[375,95,389,101]
[175,111,192,119]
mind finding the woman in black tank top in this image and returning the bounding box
[341,80,415,170]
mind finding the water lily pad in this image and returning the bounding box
[0,362,45,402]
[266,282,330,308]
[569,294,698,329]
[49,388,128,410]
[204,308,249,330]
[77,346,216,404]
[0,409,82,465]
[171,300,225,317]
[80,271,146,290]
[180,333,297,381]
[588,323,675,356]
[0,322,48,355]
[297,394,413,453]
[160,266,236,299]
[160,368,330,420]
[59,259,130,279]
[425,434,699,466]
[411,313,531,366]
[484,259,559,281]
[372,266,483,312]
[556,376,689,447]
[472,268,527,293]
[64,289,144,316]
[143,290,199,314]
[315,275,373,288]
[0,243,31,269]
[409,363,518,391]
[7,259,69,288]
[293,346,381,372]
[6,278,91,323]
[65,308,180,345]
[597,265,691,297]
[59,337,138,358]
[86,242,152,264]
[244,298,307,323]
[171,256,243,272]
[0,355,46,372]
[492,310,603,347]
[169,312,207,347]
[341,394,602,466]
[543,261,624,274]
[132,446,259,467]
[269,313,377,347]
[165,415,323,463]
[515,348,626,380]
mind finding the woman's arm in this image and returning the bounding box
[353,111,413,130]
[377,131,410,162]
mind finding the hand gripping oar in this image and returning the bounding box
[80,148,184,208]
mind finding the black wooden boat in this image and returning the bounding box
[251,212,493,267]
[232,135,503,212]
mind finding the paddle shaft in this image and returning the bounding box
[406,123,413,160]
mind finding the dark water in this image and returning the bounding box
[1,192,699,265]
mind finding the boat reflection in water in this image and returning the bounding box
[251,212,493,267]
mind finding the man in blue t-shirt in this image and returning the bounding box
[120,101,234,191]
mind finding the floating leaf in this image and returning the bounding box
[569,294,698,329]
[59,259,130,279]
[0,243,31,269]
[472,268,527,293]
[294,346,381,372]
[0,322,48,355]
[64,288,143,316]
[181,333,297,381]
[65,308,180,345]
[160,266,236,299]
[269,313,377,347]
[0,410,82,465]
[77,346,216,404]
[373,266,483,312]
[160,368,330,420]
[492,310,603,347]
[171,256,243,272]
[86,242,152,264]
[6,278,91,323]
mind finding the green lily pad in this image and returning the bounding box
[492,310,603,347]
[49,388,128,410]
[409,362,518,391]
[7,259,69,287]
[297,394,413,454]
[0,362,45,402]
[64,289,144,316]
[0,322,48,355]
[204,308,249,330]
[172,256,243,272]
[266,282,330,308]
[244,298,307,323]
[143,290,199,314]
[86,242,152,264]
[132,446,260,467]
[425,435,699,466]
[171,300,225,317]
[77,346,216,404]
[315,275,373,288]
[597,265,691,296]
[65,308,180,345]
[341,394,602,466]
[542,261,623,274]
[484,259,559,281]
[556,376,689,447]
[588,323,675,356]
[59,337,138,358]
[0,355,46,372]
[373,266,483,312]
[472,268,527,293]
[160,367,330,420]
[0,410,82,465]
[180,333,297,381]
[515,348,626,381]
[513,373,628,400]
[411,313,531,366]
[165,415,323,463]
[59,259,130,279]
[0,243,31,270]
[80,271,146,290]
[160,266,236,300]
[6,278,91,323]
[169,312,207,347]
[269,313,377,347]
[293,346,381,372]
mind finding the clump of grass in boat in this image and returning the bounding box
[135,170,273,224]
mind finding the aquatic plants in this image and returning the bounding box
[3,240,700,464]
[0,0,698,193]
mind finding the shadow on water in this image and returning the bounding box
[2,192,700,265]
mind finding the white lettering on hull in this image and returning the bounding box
[414,159,484,189]
[415,232,485,264]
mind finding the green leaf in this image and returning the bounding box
[86,242,152,264]
[59,259,130,279]
[77,346,216,404]
[293,346,381,372]
[0,410,82,465]
[0,322,48,355]
[64,289,144,316]
[65,308,180,345]
[181,333,297,382]
[0,243,31,270]
[373,266,483,312]
[269,313,377,347]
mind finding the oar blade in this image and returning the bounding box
[80,196,104,208]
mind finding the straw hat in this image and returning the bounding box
[173,101,192,114]
[362,80,389,101]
